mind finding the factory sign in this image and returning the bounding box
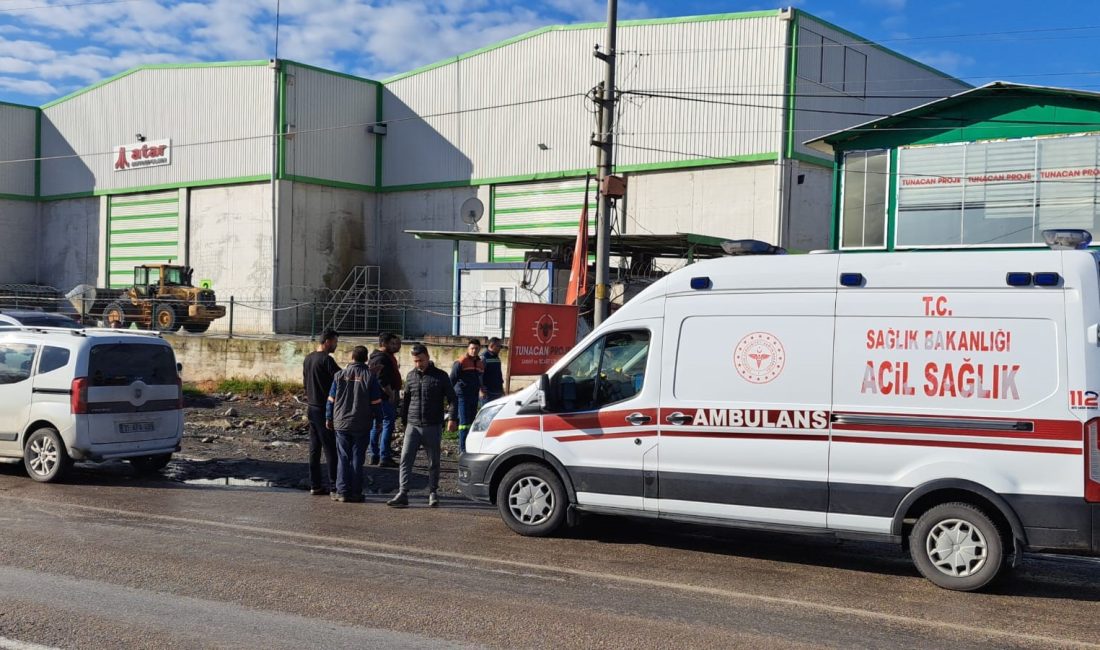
[113,139,171,171]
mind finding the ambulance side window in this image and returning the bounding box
[555,330,650,412]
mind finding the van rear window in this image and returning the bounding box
[89,343,177,387]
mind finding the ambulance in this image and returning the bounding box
[458,229,1100,591]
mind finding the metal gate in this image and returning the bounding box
[491,178,596,262]
[106,191,181,288]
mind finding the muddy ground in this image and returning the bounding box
[167,392,465,496]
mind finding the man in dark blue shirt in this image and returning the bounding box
[326,345,383,503]
[480,337,505,407]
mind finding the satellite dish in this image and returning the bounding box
[460,197,484,226]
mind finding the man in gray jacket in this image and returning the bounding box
[326,346,382,503]
[388,344,457,508]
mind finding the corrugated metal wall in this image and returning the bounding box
[40,64,273,198]
[383,14,788,187]
[283,64,379,187]
[792,15,970,160]
[106,191,181,288]
[0,103,37,197]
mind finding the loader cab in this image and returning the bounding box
[132,264,189,298]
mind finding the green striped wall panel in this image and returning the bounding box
[107,190,181,288]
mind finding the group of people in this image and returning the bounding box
[302,329,505,507]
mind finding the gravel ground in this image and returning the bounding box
[171,392,464,495]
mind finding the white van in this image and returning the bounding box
[0,327,183,482]
[459,230,1100,591]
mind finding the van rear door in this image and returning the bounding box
[85,342,180,445]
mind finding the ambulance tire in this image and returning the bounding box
[909,502,1005,591]
[496,462,567,537]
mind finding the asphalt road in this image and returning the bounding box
[1,463,1099,649]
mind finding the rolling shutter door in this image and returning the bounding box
[107,191,180,288]
[491,178,596,262]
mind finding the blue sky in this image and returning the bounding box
[0,0,1098,105]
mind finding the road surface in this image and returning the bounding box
[0,462,1098,649]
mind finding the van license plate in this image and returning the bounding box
[119,422,155,435]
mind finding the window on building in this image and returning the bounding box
[797,29,867,98]
[841,150,888,248]
[896,133,1100,247]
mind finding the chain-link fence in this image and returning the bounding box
[0,283,540,340]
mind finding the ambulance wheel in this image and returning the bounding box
[909,502,1005,591]
[496,462,567,537]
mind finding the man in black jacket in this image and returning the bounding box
[302,328,340,496]
[388,344,457,508]
[368,333,402,467]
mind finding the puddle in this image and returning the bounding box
[184,477,284,489]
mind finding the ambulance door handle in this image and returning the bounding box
[665,412,691,426]
[625,412,652,426]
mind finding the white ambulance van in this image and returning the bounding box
[458,230,1100,591]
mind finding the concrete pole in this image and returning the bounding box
[593,0,618,327]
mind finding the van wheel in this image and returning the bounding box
[909,502,1005,591]
[152,304,178,332]
[129,454,172,475]
[23,428,69,483]
[496,463,567,537]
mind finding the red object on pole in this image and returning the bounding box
[565,175,591,306]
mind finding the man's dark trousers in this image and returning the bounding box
[307,405,338,491]
[369,399,397,463]
[335,429,369,497]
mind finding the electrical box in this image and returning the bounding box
[601,174,626,198]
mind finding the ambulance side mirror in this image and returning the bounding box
[538,374,553,411]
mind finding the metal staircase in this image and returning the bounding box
[321,266,381,334]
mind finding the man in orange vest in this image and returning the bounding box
[449,339,483,454]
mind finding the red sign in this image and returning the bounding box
[113,139,171,171]
[508,302,579,376]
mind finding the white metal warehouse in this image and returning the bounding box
[0,8,966,335]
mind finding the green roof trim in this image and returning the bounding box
[39,175,270,201]
[283,174,376,193]
[379,153,777,193]
[383,10,781,84]
[41,60,270,109]
[0,192,37,202]
[795,13,968,86]
[282,59,382,87]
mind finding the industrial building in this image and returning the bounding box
[808,82,1100,251]
[0,8,967,335]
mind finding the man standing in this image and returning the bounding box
[449,339,483,454]
[325,346,382,503]
[302,328,340,496]
[388,345,457,509]
[480,337,505,407]
[368,333,402,467]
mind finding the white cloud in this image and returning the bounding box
[0,0,652,101]
[0,76,56,95]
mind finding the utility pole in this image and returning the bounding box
[592,0,618,327]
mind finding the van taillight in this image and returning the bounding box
[176,376,184,409]
[70,377,88,415]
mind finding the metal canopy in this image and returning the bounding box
[405,230,735,259]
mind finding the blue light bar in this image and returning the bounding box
[1005,272,1032,286]
[839,273,864,287]
[690,276,712,290]
[1033,272,1060,287]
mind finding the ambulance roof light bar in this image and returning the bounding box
[720,239,787,256]
[1042,229,1092,250]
